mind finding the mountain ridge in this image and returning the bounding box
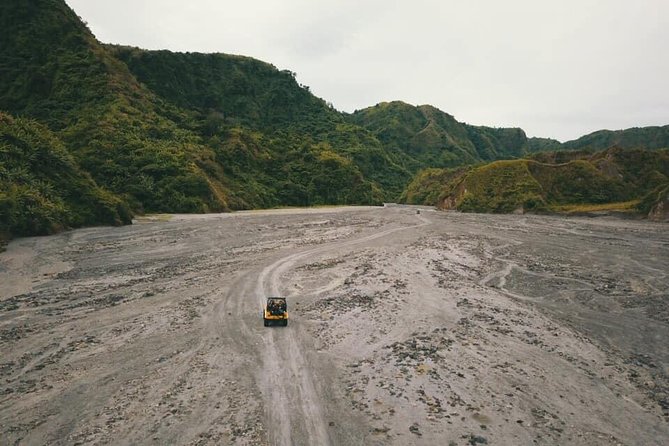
[1,0,668,246]
[401,147,669,220]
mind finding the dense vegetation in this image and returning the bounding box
[1,0,668,244]
[562,126,669,151]
[0,112,131,244]
[403,148,669,217]
[349,101,530,168]
[106,48,421,201]
[108,46,342,133]
[0,0,393,231]
[0,0,237,216]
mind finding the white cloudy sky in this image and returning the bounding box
[65,0,668,141]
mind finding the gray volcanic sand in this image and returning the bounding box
[0,206,667,445]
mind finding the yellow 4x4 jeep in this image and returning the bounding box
[263,297,288,327]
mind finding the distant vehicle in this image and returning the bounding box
[263,297,288,326]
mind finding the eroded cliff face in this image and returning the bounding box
[648,192,669,221]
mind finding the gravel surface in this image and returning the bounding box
[0,206,667,445]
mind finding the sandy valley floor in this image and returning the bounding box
[1,206,667,445]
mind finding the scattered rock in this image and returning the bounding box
[409,423,422,436]
[467,434,488,445]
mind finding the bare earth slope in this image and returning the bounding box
[1,206,667,445]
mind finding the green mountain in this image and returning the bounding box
[106,45,412,202]
[0,0,395,239]
[348,101,530,167]
[562,126,669,151]
[0,0,235,216]
[526,136,562,152]
[402,147,669,218]
[107,46,341,132]
[1,0,668,245]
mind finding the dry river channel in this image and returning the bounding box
[0,205,668,445]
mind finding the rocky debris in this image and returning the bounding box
[2,208,669,445]
[465,434,488,445]
[628,353,658,369]
[417,389,445,415]
[372,425,390,434]
[299,258,346,270]
[174,295,207,325]
[310,292,380,315]
[456,298,474,308]
[386,329,453,367]
[624,354,669,420]
[0,324,35,342]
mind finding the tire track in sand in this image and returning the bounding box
[255,213,430,446]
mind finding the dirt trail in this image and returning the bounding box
[254,213,431,446]
[1,206,668,445]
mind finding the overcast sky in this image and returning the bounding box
[65,0,668,141]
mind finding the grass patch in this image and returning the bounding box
[552,200,641,214]
[134,214,174,222]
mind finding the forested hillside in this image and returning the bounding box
[0,0,235,217]
[349,101,530,167]
[1,0,667,244]
[562,126,669,151]
[108,45,412,204]
[0,0,390,241]
[0,112,131,240]
[402,148,669,219]
[108,46,341,132]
